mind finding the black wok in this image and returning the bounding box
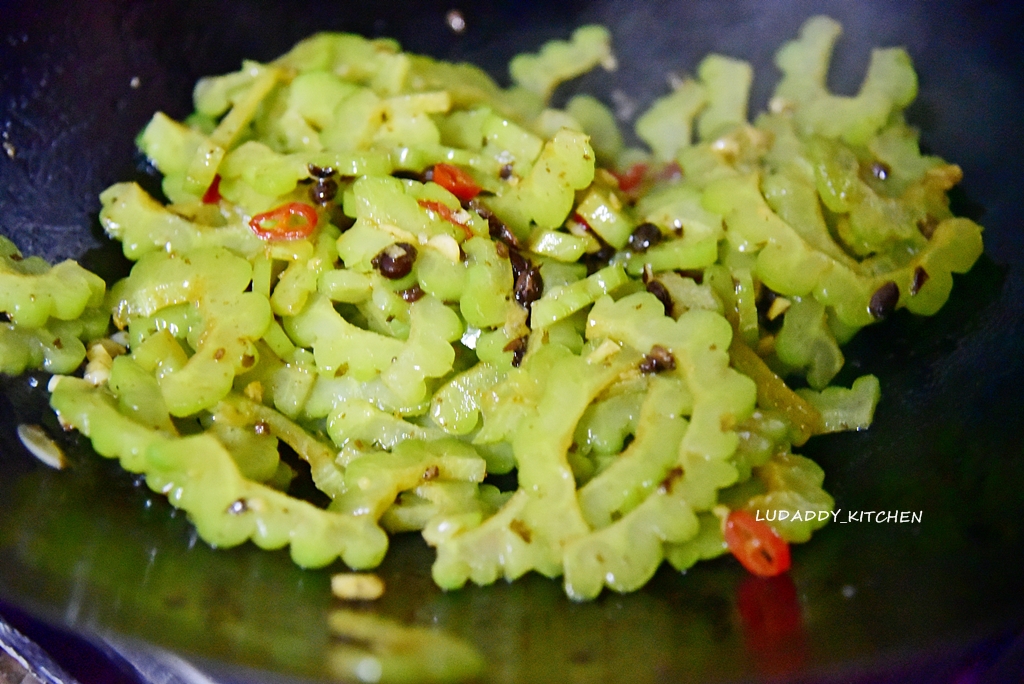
[2,1,1024,682]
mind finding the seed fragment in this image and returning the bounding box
[508,249,527,282]
[310,178,338,205]
[371,242,417,279]
[513,259,543,308]
[469,199,520,248]
[868,281,900,319]
[509,519,532,543]
[917,215,939,239]
[307,163,335,178]
[628,222,662,252]
[910,266,930,296]
[490,218,519,248]
[646,279,673,316]
[503,335,529,367]
[399,284,426,302]
[677,268,704,284]
[639,345,676,374]
[658,466,684,493]
[580,243,616,275]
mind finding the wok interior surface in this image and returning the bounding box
[2,1,1023,681]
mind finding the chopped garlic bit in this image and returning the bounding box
[87,341,113,363]
[109,330,130,348]
[95,337,127,357]
[566,216,591,238]
[84,338,126,386]
[331,572,385,601]
[243,380,264,403]
[427,234,462,263]
[460,326,482,350]
[18,424,66,470]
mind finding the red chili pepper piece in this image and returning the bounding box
[572,213,592,230]
[658,161,683,181]
[723,510,792,577]
[418,199,466,225]
[202,175,222,204]
[611,162,648,193]
[418,199,474,241]
[249,202,318,241]
[432,163,481,201]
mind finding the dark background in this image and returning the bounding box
[2,1,1024,682]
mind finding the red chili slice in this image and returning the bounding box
[418,199,464,225]
[418,199,473,239]
[658,161,683,181]
[611,162,648,193]
[572,213,592,230]
[432,163,481,201]
[248,202,318,241]
[723,510,792,577]
[202,174,222,204]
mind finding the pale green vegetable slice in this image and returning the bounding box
[509,25,615,102]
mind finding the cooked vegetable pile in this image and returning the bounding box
[0,16,982,600]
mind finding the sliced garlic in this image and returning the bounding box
[331,573,385,601]
[17,424,66,470]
